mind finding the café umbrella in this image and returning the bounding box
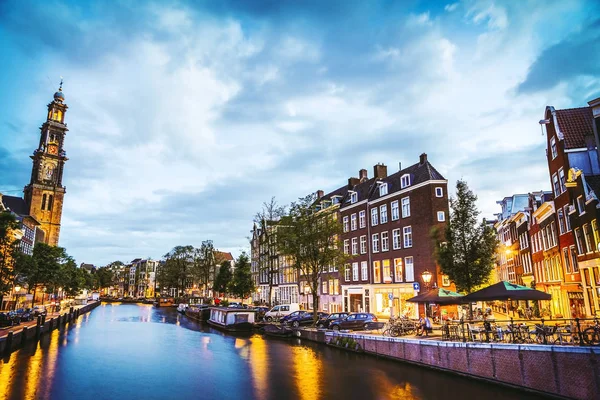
[406,288,465,305]
[462,281,551,302]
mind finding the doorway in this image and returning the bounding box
[350,294,363,312]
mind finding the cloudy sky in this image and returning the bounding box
[1,0,599,265]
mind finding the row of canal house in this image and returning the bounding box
[494,97,600,318]
[251,153,451,319]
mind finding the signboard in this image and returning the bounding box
[412,282,420,291]
[388,292,393,300]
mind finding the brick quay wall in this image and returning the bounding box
[0,301,100,356]
[298,330,600,400]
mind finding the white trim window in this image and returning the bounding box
[360,235,367,254]
[392,229,401,250]
[372,233,380,252]
[435,187,443,197]
[352,262,359,281]
[564,205,571,231]
[343,216,349,232]
[359,210,366,228]
[381,231,389,251]
[371,207,379,226]
[550,136,558,159]
[437,211,445,222]
[404,257,414,281]
[557,208,565,235]
[350,192,358,203]
[401,174,411,188]
[350,213,357,231]
[401,197,410,218]
[391,200,399,221]
[403,226,413,248]
[351,237,358,255]
[558,168,566,194]
[379,183,388,196]
[394,258,403,282]
[361,261,368,281]
[344,239,350,254]
[344,264,351,281]
[552,173,560,197]
[380,204,388,223]
[322,280,328,294]
[577,196,585,215]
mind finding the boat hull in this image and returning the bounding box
[185,307,211,322]
[207,320,255,332]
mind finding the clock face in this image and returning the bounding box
[48,144,58,155]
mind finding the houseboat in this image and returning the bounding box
[185,304,211,322]
[153,297,175,308]
[207,307,256,332]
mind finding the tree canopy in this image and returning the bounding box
[0,212,20,305]
[213,260,233,296]
[230,252,254,300]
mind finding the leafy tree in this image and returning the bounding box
[25,243,70,305]
[213,260,233,297]
[192,240,221,297]
[94,266,115,290]
[230,252,254,300]
[0,212,20,307]
[277,194,346,323]
[433,180,498,297]
[254,197,286,304]
[158,245,194,296]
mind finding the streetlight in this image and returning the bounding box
[421,270,433,318]
[13,286,21,311]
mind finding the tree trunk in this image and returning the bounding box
[312,290,319,324]
[32,285,37,306]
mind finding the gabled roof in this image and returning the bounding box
[215,251,234,261]
[369,160,446,202]
[554,107,594,149]
[1,195,29,216]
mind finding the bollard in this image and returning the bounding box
[21,326,28,345]
[41,314,46,326]
[35,316,42,339]
[5,332,14,355]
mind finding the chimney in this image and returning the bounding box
[359,169,368,182]
[373,163,387,179]
[316,190,324,199]
[419,153,428,164]
[348,177,360,188]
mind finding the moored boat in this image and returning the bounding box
[207,307,256,332]
[185,304,211,322]
[177,304,188,314]
[153,297,175,308]
[261,324,294,339]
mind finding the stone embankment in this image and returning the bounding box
[298,329,600,400]
[0,301,100,355]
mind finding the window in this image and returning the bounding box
[575,228,585,254]
[329,279,334,295]
[564,205,572,231]
[435,187,443,197]
[558,208,565,235]
[333,279,340,295]
[577,196,585,215]
[571,246,579,272]
[359,211,366,228]
[352,262,359,281]
[401,197,410,218]
[404,257,414,281]
[442,275,450,286]
[563,247,571,274]
[392,229,401,250]
[558,168,566,194]
[403,226,413,248]
[350,192,358,203]
[584,224,594,253]
[593,220,600,250]
[401,174,411,188]
[322,280,328,294]
[373,261,381,283]
[41,194,47,210]
[379,183,388,196]
[550,136,557,159]
[343,216,349,232]
[394,258,403,282]
[351,214,357,231]
[371,207,378,226]
[344,264,351,281]
[360,235,367,254]
[391,200,399,220]
[550,221,557,247]
[344,239,350,254]
[381,231,389,251]
[380,205,388,223]
[48,195,53,211]
[552,174,560,197]
[382,259,391,282]
[437,211,445,222]
[351,238,358,255]
[372,233,379,252]
[361,261,368,280]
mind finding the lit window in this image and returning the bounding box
[373,261,381,283]
[394,258,403,282]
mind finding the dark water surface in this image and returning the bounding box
[0,303,549,400]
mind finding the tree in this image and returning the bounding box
[213,260,233,297]
[158,245,194,296]
[433,180,498,298]
[254,197,286,304]
[94,266,115,290]
[277,194,346,323]
[191,241,220,297]
[26,243,70,305]
[0,212,20,307]
[230,252,254,300]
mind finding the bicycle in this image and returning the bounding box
[581,318,600,346]
[382,316,398,337]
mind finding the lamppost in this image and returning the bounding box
[257,287,262,304]
[421,270,433,317]
[13,285,21,311]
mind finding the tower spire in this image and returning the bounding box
[59,76,63,91]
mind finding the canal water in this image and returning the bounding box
[0,303,549,400]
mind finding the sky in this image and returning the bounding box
[1,0,599,266]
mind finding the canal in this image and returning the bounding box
[0,303,549,400]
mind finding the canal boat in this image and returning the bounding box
[261,324,294,339]
[153,297,175,308]
[185,304,211,322]
[207,307,256,332]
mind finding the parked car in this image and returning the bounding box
[0,312,15,327]
[227,302,243,309]
[264,303,301,322]
[15,308,34,322]
[286,311,329,328]
[279,310,305,324]
[329,313,378,331]
[317,312,349,329]
[32,305,47,317]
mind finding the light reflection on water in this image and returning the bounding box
[0,304,550,400]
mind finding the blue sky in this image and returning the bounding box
[1,0,599,265]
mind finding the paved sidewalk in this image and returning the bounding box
[0,304,86,339]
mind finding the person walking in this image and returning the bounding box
[417,314,432,337]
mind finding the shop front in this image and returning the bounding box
[342,286,368,313]
[579,260,600,317]
[371,284,419,319]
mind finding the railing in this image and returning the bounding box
[441,317,600,346]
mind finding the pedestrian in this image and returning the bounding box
[417,314,432,337]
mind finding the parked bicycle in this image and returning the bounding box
[581,318,600,346]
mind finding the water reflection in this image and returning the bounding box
[0,304,550,400]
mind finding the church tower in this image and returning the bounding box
[24,82,69,246]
